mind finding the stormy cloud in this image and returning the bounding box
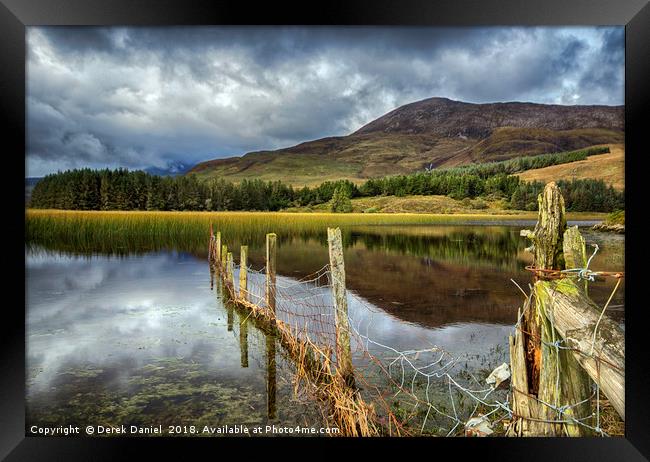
[26,26,624,177]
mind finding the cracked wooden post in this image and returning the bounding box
[563,226,589,296]
[553,226,594,435]
[508,182,594,436]
[535,280,625,420]
[327,227,355,388]
[265,233,277,315]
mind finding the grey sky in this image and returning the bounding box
[26,26,624,177]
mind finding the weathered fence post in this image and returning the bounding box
[554,225,594,436]
[221,244,228,269]
[226,252,234,290]
[563,226,589,296]
[215,231,221,264]
[508,182,601,437]
[266,233,277,314]
[327,227,355,388]
[209,223,214,263]
[239,245,248,301]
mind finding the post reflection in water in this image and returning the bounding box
[266,335,277,421]
[239,312,249,368]
[227,305,234,332]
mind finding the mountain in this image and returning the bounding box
[188,97,624,186]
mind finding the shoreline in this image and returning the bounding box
[25,208,607,220]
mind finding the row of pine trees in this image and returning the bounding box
[29,167,623,213]
[29,168,359,212]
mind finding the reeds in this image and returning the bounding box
[26,209,521,254]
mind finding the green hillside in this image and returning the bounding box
[188,97,624,186]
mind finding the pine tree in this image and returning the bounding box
[330,185,353,213]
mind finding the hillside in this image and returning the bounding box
[516,144,624,190]
[189,97,624,186]
[283,194,607,218]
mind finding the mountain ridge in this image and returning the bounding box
[188,97,624,186]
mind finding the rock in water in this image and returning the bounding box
[486,362,511,389]
[465,416,494,437]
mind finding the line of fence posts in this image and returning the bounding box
[207,225,356,390]
[508,182,625,437]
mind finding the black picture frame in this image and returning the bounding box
[2,0,648,459]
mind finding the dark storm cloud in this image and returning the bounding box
[26,26,624,177]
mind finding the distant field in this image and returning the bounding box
[283,195,606,218]
[516,144,624,190]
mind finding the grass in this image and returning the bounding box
[516,144,624,190]
[285,194,508,214]
[26,208,605,256]
[604,210,625,226]
[190,125,623,186]
[189,133,469,187]
[283,194,608,217]
[192,151,365,187]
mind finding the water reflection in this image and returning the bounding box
[266,336,277,421]
[26,223,624,432]
[26,251,322,432]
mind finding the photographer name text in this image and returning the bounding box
[30,424,338,436]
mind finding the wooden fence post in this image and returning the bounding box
[556,226,594,436]
[509,182,594,436]
[226,252,234,289]
[239,246,248,301]
[535,280,625,420]
[563,226,589,295]
[215,231,221,264]
[209,224,214,263]
[327,227,355,388]
[266,233,277,314]
[221,245,228,269]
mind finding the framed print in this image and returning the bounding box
[2,0,649,459]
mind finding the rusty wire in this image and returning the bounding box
[208,227,623,437]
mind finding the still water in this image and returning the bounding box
[26,221,624,435]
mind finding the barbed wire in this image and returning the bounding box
[208,232,623,437]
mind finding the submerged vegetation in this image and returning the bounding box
[29,146,623,213]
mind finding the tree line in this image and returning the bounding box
[443,146,609,178]
[29,168,360,212]
[29,162,623,213]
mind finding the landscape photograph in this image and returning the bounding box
[25,26,625,437]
